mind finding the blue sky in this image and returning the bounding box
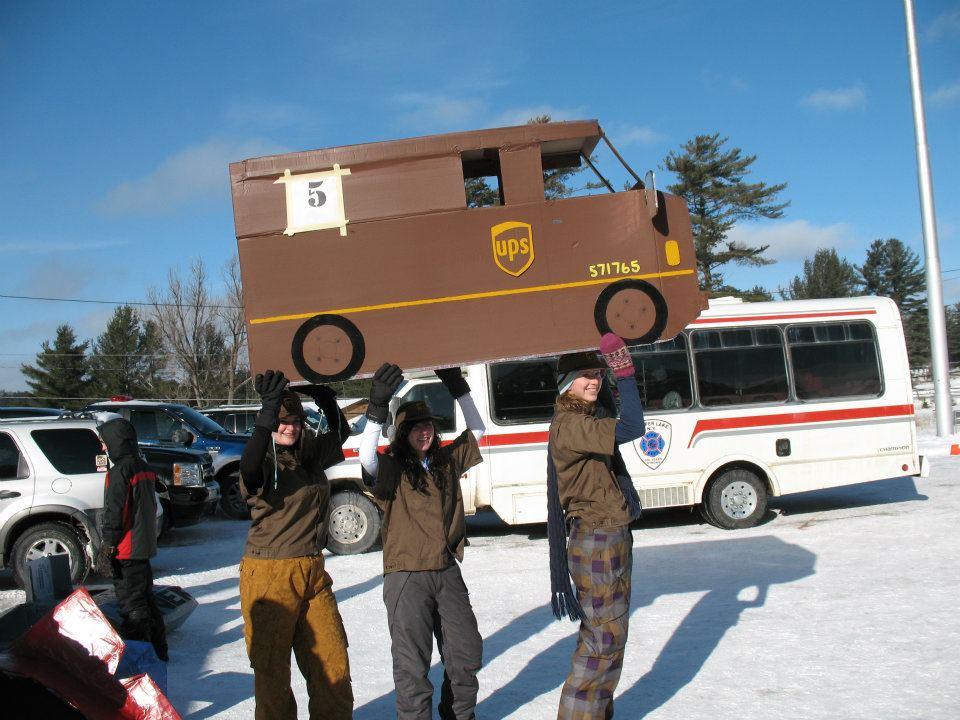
[1,0,958,391]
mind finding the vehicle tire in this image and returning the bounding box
[703,467,768,530]
[219,472,251,520]
[11,521,89,589]
[292,314,366,383]
[326,490,381,555]
[594,278,668,344]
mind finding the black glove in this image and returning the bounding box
[294,383,338,406]
[435,366,470,399]
[367,363,403,424]
[95,543,116,577]
[254,370,288,430]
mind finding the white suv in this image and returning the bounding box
[0,417,128,588]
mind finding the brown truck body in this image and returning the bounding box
[230,120,704,381]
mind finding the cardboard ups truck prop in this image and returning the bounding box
[230,120,704,382]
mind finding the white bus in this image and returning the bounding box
[325,296,923,553]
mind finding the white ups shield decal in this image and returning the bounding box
[633,419,672,470]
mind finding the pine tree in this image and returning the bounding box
[788,248,861,300]
[88,305,164,398]
[712,284,774,302]
[21,325,91,409]
[664,133,788,291]
[946,302,960,364]
[858,239,925,312]
[857,238,927,365]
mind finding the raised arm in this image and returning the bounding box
[599,334,645,444]
[239,370,287,494]
[436,367,486,441]
[360,363,404,480]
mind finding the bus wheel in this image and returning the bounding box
[704,468,768,530]
[594,279,668,344]
[326,490,381,555]
[292,314,365,382]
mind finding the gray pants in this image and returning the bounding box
[383,564,483,720]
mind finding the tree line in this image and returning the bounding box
[10,121,959,409]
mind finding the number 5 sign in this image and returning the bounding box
[274,164,352,236]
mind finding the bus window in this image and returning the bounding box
[692,327,788,406]
[628,335,693,410]
[787,322,882,400]
[488,359,559,424]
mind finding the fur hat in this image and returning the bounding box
[555,350,605,395]
[277,391,305,423]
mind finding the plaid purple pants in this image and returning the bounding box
[558,523,633,720]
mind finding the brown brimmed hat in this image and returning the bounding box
[394,400,442,429]
[277,390,306,423]
[556,350,605,395]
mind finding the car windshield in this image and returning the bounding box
[170,406,230,435]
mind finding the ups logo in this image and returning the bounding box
[491,221,535,277]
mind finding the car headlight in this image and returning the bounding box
[172,462,203,487]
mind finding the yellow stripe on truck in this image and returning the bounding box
[250,269,696,325]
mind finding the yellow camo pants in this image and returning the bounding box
[239,555,353,720]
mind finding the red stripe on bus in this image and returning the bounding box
[687,404,915,447]
[479,431,550,447]
[341,431,549,459]
[690,309,877,325]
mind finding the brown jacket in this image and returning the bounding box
[549,410,632,529]
[372,430,482,573]
[241,432,344,560]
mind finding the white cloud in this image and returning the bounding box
[610,124,665,146]
[727,220,857,263]
[17,256,95,298]
[393,93,486,132]
[97,137,284,216]
[0,239,128,254]
[926,7,960,41]
[491,105,583,127]
[799,86,867,111]
[929,81,960,106]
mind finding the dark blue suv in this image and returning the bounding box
[85,399,252,519]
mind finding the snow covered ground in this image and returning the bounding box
[3,437,958,718]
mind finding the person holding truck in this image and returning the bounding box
[359,363,486,720]
[237,370,353,720]
[547,333,645,720]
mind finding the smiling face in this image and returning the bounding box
[272,419,302,447]
[406,420,435,458]
[567,369,604,403]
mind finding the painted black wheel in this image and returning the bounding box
[291,314,365,383]
[594,279,668,344]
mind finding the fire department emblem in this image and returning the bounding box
[490,221,534,277]
[634,419,672,470]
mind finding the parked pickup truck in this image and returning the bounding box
[139,445,219,534]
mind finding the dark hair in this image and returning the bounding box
[388,419,451,492]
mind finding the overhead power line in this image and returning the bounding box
[0,292,242,310]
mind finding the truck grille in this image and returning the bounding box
[640,485,691,509]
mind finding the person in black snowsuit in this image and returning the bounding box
[96,417,168,662]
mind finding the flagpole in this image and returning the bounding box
[903,0,954,436]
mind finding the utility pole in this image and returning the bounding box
[903,0,954,436]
